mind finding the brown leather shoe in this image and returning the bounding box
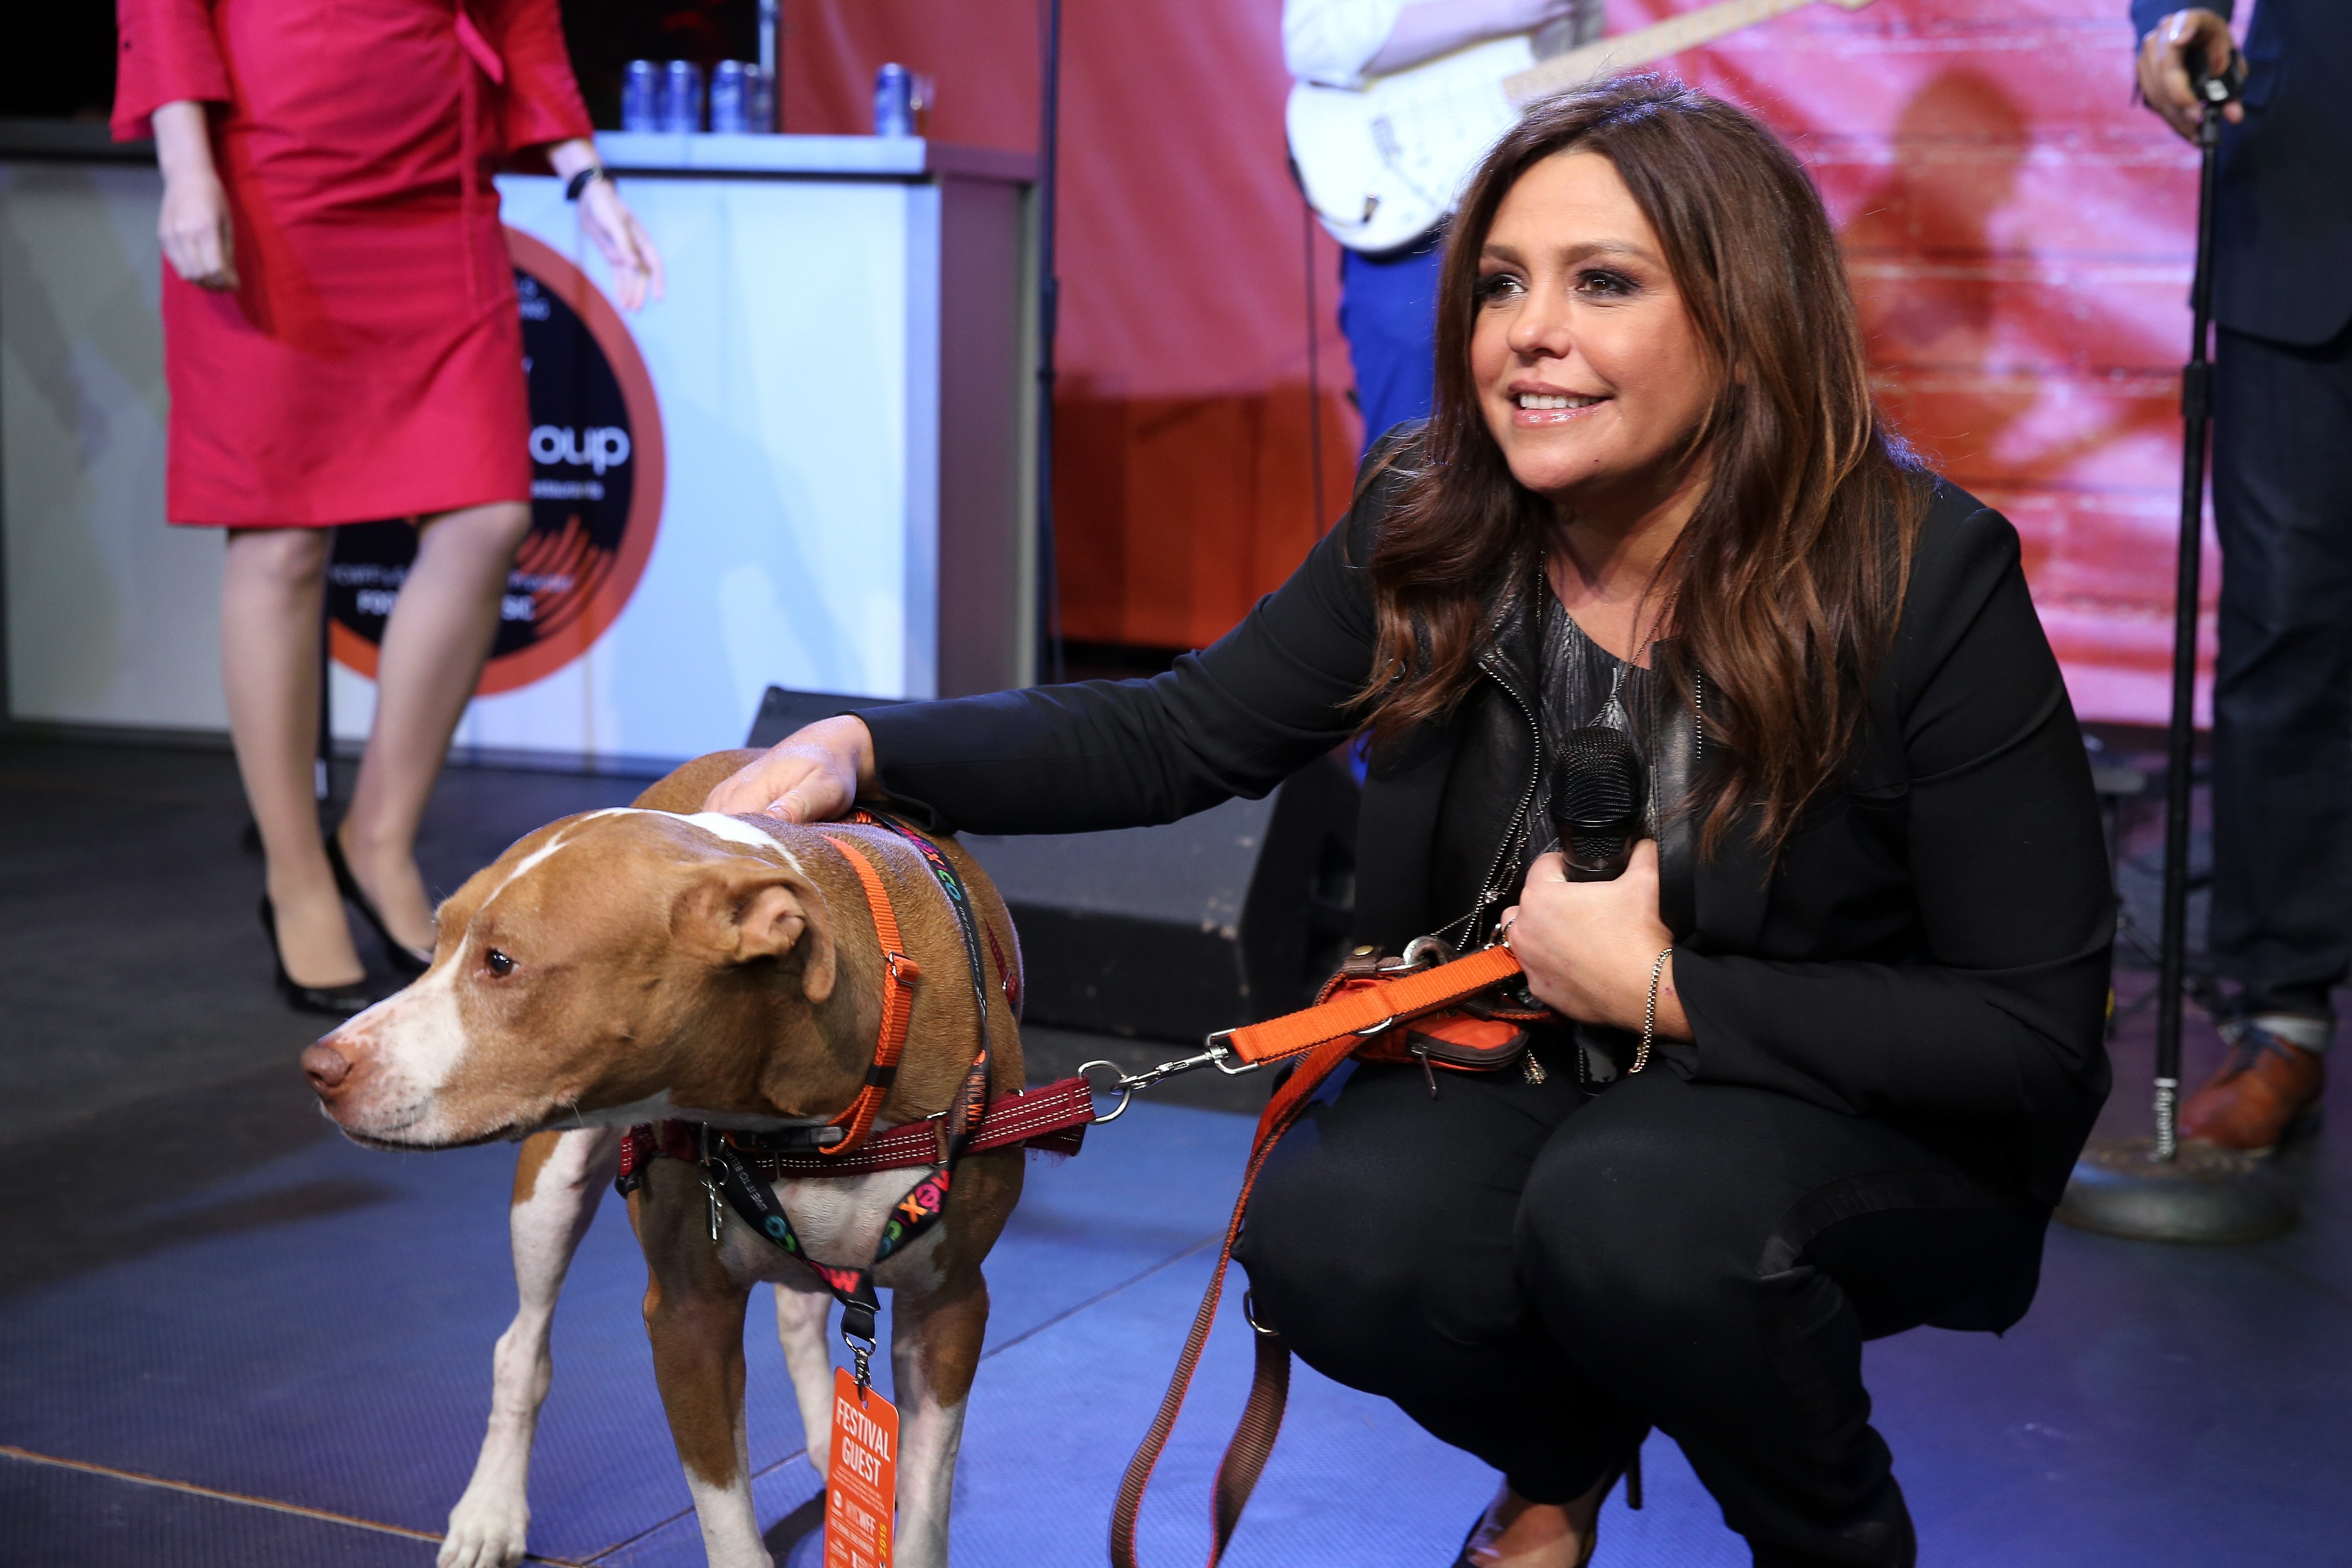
[2180,1022,2326,1153]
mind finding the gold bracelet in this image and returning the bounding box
[1635,946,1673,1074]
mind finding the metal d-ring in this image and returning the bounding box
[1202,1031,1264,1076]
[1078,1060,1137,1124]
[1400,934,1456,971]
[1241,1290,1279,1337]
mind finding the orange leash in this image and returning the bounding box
[1108,944,1527,1568]
[1220,944,1526,1067]
[819,834,922,1158]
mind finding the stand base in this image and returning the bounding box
[2056,1136,2297,1244]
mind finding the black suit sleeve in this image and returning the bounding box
[863,492,1384,835]
[2131,0,2231,42]
[1672,505,2116,1127]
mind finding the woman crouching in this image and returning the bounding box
[710,75,2113,1568]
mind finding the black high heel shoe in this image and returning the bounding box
[325,830,433,977]
[1449,1514,1601,1568]
[1449,1452,1635,1568]
[258,895,377,1017]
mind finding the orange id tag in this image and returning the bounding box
[825,1366,899,1568]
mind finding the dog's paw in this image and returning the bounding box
[439,1486,531,1568]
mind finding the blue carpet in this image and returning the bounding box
[4,1063,2348,1566]
[0,1453,442,1568]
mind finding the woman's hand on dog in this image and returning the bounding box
[705,716,877,822]
[1499,842,1689,1039]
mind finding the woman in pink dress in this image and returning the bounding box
[113,0,662,1012]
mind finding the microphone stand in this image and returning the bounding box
[1034,0,1065,684]
[2149,65,2233,1162]
[2057,49,2295,1243]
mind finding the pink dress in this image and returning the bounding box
[112,0,593,526]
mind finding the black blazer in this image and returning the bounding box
[865,465,2115,1211]
[2131,0,2352,345]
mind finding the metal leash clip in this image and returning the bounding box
[843,1324,878,1395]
[1078,1038,1263,1125]
[1077,935,1466,1123]
[696,1125,725,1243]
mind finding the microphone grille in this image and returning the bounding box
[1553,725,1643,828]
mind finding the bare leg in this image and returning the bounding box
[440,1126,622,1568]
[339,500,531,953]
[220,527,363,988]
[773,1282,839,1482]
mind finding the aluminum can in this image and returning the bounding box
[621,60,659,133]
[874,62,914,138]
[746,63,775,133]
[660,60,705,134]
[710,60,747,134]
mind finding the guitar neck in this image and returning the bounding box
[1503,0,1821,105]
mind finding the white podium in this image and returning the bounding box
[0,123,1037,767]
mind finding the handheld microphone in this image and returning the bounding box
[1550,725,1645,881]
[2188,44,2247,108]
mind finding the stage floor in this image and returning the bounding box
[2,737,2346,1565]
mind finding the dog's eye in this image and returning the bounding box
[485,948,516,977]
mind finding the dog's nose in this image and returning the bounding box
[302,1041,353,1095]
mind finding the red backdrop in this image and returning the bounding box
[782,0,2211,722]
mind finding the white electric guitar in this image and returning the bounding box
[1289,0,1878,254]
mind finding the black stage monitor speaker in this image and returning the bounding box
[960,755,1359,1043]
[745,685,904,748]
[746,685,1360,1044]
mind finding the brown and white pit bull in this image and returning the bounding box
[302,752,1025,1568]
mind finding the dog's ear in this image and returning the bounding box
[690,864,837,1002]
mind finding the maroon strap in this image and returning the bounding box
[629,1077,1096,1184]
[961,1076,1095,1159]
[758,1075,1095,1175]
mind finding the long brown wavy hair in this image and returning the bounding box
[1358,75,1926,855]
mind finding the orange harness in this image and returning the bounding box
[616,812,1051,1395]
[817,832,923,1157]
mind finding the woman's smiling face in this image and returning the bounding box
[1471,150,1717,511]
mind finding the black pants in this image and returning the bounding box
[1234,1053,2047,1568]
[2210,321,2352,1019]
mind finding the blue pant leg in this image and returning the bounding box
[2208,322,2352,1018]
[1338,236,1443,453]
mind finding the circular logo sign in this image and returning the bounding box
[327,228,665,695]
